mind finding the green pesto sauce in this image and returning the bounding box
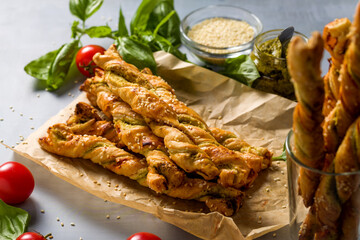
[258,38,283,58]
[250,37,295,100]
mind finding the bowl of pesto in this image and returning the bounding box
[250,29,308,100]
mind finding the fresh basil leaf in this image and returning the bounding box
[221,55,260,86]
[130,0,163,34]
[115,36,157,74]
[139,33,187,61]
[272,143,287,161]
[71,20,82,39]
[117,8,128,37]
[0,200,30,240]
[24,49,59,81]
[69,0,103,21]
[85,26,113,38]
[147,1,181,46]
[47,39,80,91]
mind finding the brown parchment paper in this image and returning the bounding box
[14,51,296,240]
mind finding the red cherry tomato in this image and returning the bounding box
[0,161,35,204]
[127,232,161,240]
[16,232,46,240]
[75,45,106,77]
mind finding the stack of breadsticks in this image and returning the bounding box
[288,2,360,239]
[38,44,272,216]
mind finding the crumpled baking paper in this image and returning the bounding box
[14,51,296,240]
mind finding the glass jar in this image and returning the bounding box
[250,29,307,100]
[285,130,360,240]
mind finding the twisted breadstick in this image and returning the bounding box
[80,71,186,193]
[322,18,351,117]
[66,102,124,148]
[39,123,244,216]
[39,123,149,185]
[94,46,266,188]
[323,4,360,153]
[209,127,272,170]
[288,32,325,207]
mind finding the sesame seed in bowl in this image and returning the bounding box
[180,5,262,66]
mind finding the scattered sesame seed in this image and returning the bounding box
[0,118,3,121]
[9,106,13,109]
[80,173,83,177]
[12,109,15,112]
[56,217,60,221]
[281,171,284,175]
[70,222,75,226]
[0,140,3,143]
[29,117,33,120]
[106,214,110,219]
[20,113,23,116]
[37,94,40,98]
[49,235,53,239]
[11,145,15,148]
[104,199,108,202]
[31,127,35,130]
[257,219,262,224]
[274,177,281,182]
[80,238,83,240]
[266,188,270,192]
[247,195,252,199]
[273,233,277,237]
[61,222,64,227]
[282,205,287,209]
[41,209,45,213]
[68,93,72,96]
[277,161,281,164]
[116,216,121,220]
[284,184,288,189]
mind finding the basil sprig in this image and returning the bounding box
[220,55,260,87]
[0,200,30,240]
[24,0,185,91]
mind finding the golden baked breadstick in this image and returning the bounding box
[322,18,351,117]
[39,123,149,185]
[66,102,124,148]
[94,46,267,188]
[139,67,270,186]
[39,124,244,216]
[287,32,325,207]
[80,71,185,193]
[334,117,360,204]
[339,187,360,240]
[323,4,360,154]
[209,127,272,170]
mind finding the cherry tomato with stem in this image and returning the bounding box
[127,232,162,240]
[75,45,106,77]
[0,161,35,204]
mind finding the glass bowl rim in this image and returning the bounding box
[253,29,308,61]
[285,130,360,176]
[180,4,263,53]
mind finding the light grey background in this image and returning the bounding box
[0,0,358,239]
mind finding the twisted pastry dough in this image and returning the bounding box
[323,4,360,154]
[39,123,244,216]
[288,32,325,207]
[93,46,266,188]
[81,70,185,193]
[322,18,351,117]
[39,123,149,185]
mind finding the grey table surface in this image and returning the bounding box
[0,0,358,239]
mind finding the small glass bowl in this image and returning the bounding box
[250,29,308,100]
[180,5,262,66]
[285,130,360,240]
